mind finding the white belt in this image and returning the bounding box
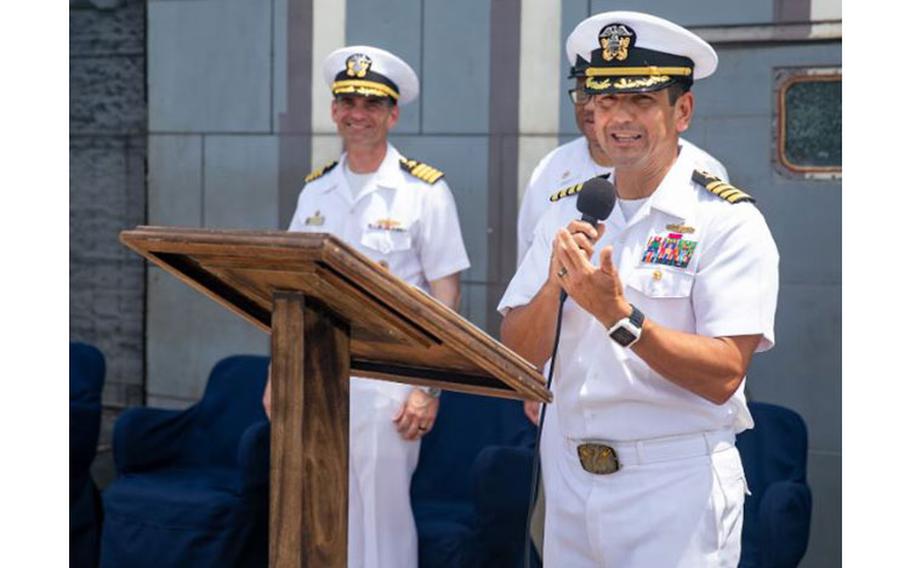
[566,429,735,470]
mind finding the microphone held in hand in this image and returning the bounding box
[576,175,616,225]
[559,175,616,304]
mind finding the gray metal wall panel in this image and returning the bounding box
[558,0,589,136]
[697,114,769,186]
[147,267,270,401]
[589,0,773,26]
[749,284,841,453]
[804,452,841,568]
[148,0,273,133]
[346,0,422,133]
[699,114,840,284]
[203,135,280,229]
[148,134,203,227]
[422,0,491,134]
[699,43,841,118]
[461,282,489,332]
[761,182,842,286]
[272,0,289,131]
[696,41,841,568]
[389,134,490,283]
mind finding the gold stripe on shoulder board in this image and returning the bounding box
[691,169,755,204]
[304,160,339,183]
[399,157,445,185]
[548,182,584,202]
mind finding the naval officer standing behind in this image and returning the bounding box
[500,12,779,567]
[262,45,470,568]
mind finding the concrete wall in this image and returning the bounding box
[70,0,147,413]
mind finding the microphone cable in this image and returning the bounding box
[523,293,568,568]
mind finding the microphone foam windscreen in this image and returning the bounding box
[576,176,616,221]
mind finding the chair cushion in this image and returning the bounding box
[758,481,812,567]
[413,500,480,568]
[737,402,812,568]
[103,467,264,530]
[412,392,533,503]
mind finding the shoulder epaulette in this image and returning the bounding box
[547,174,610,203]
[399,157,445,185]
[548,182,584,203]
[304,160,338,183]
[692,170,755,205]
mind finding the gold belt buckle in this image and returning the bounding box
[577,442,621,475]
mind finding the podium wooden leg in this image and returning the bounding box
[270,292,350,568]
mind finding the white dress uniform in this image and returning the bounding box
[517,138,728,535]
[499,10,779,566]
[517,136,728,264]
[290,142,470,567]
[500,149,778,566]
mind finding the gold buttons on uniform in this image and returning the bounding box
[652,269,663,281]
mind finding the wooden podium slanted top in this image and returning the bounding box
[120,226,549,403]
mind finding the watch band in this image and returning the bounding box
[628,305,644,329]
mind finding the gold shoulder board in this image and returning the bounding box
[304,160,339,183]
[399,157,445,185]
[548,182,584,203]
[691,170,755,204]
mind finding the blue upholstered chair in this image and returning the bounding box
[71,342,106,568]
[737,401,812,568]
[100,355,271,568]
[411,391,536,567]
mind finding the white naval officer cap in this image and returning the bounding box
[322,45,420,105]
[565,11,717,94]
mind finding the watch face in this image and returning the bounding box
[610,327,636,346]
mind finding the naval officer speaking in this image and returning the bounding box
[499,11,779,567]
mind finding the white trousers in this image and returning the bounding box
[347,378,421,568]
[542,429,746,568]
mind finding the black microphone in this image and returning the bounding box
[559,176,616,303]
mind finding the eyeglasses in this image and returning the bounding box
[567,88,592,105]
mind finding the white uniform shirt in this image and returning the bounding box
[289,144,470,291]
[499,149,778,441]
[517,136,729,263]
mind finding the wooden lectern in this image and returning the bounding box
[120,226,550,568]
